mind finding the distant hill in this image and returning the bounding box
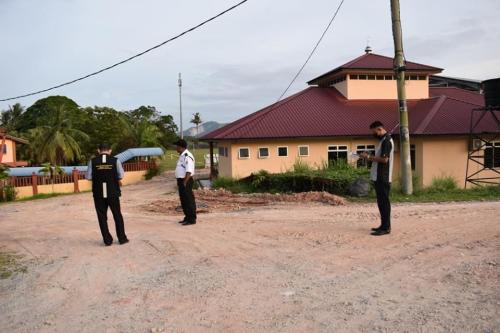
[183,121,226,137]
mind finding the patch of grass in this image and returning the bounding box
[159,149,209,171]
[0,252,26,279]
[212,177,251,193]
[350,184,500,203]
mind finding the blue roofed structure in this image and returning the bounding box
[6,147,164,177]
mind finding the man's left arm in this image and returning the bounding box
[183,155,195,186]
[371,139,391,164]
[85,161,92,180]
[117,160,125,186]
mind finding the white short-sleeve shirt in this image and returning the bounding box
[175,149,195,178]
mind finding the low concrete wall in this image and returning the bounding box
[14,170,147,199]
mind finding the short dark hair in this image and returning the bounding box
[173,139,188,148]
[369,121,384,129]
[98,143,111,150]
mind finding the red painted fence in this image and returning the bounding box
[6,161,156,196]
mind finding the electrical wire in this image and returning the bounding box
[274,0,345,104]
[231,0,346,137]
[0,0,249,102]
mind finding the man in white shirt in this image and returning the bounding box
[174,139,197,226]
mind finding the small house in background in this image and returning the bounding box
[0,129,29,167]
[202,49,498,188]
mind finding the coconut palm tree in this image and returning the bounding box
[38,162,64,193]
[190,112,202,151]
[30,106,89,165]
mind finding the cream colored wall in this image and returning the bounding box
[220,138,384,179]
[420,137,498,188]
[14,170,147,199]
[2,139,16,163]
[346,76,429,100]
[333,80,348,98]
[217,137,486,189]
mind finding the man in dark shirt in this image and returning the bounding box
[360,121,394,236]
[86,143,129,246]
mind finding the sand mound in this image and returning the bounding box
[142,189,345,214]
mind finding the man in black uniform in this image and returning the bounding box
[360,121,394,236]
[86,143,129,246]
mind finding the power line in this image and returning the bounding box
[233,0,346,137]
[0,0,249,102]
[275,0,346,103]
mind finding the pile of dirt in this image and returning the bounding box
[142,189,345,214]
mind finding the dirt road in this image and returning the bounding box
[1,175,499,332]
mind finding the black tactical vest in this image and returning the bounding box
[91,154,121,198]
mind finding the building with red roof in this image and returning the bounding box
[202,50,498,187]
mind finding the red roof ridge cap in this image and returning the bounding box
[415,95,447,134]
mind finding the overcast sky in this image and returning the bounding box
[1,0,499,127]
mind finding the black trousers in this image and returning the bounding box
[93,196,128,244]
[374,181,391,230]
[177,178,197,223]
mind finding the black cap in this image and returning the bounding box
[98,143,111,150]
[173,139,188,148]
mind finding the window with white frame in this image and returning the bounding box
[298,146,309,157]
[356,144,375,168]
[238,148,250,159]
[485,142,500,168]
[327,145,348,165]
[277,146,288,157]
[258,147,269,158]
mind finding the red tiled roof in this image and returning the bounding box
[202,86,492,141]
[308,53,443,85]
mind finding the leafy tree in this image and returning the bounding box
[190,112,203,137]
[190,112,203,151]
[17,96,81,132]
[0,103,25,133]
[29,106,89,165]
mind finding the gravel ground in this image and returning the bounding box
[0,174,499,333]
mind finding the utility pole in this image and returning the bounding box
[178,72,183,139]
[390,0,413,195]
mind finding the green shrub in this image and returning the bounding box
[292,159,313,174]
[0,184,16,202]
[427,176,458,192]
[145,162,160,180]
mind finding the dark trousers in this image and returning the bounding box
[93,196,128,244]
[177,178,197,223]
[374,181,391,230]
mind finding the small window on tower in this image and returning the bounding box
[350,75,358,80]
[368,75,375,80]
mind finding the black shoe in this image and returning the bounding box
[371,229,391,236]
[104,242,113,246]
[119,239,129,245]
[371,226,382,231]
[182,221,196,226]
[178,220,186,224]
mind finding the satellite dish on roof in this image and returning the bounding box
[365,45,373,54]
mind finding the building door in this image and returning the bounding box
[327,145,348,167]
